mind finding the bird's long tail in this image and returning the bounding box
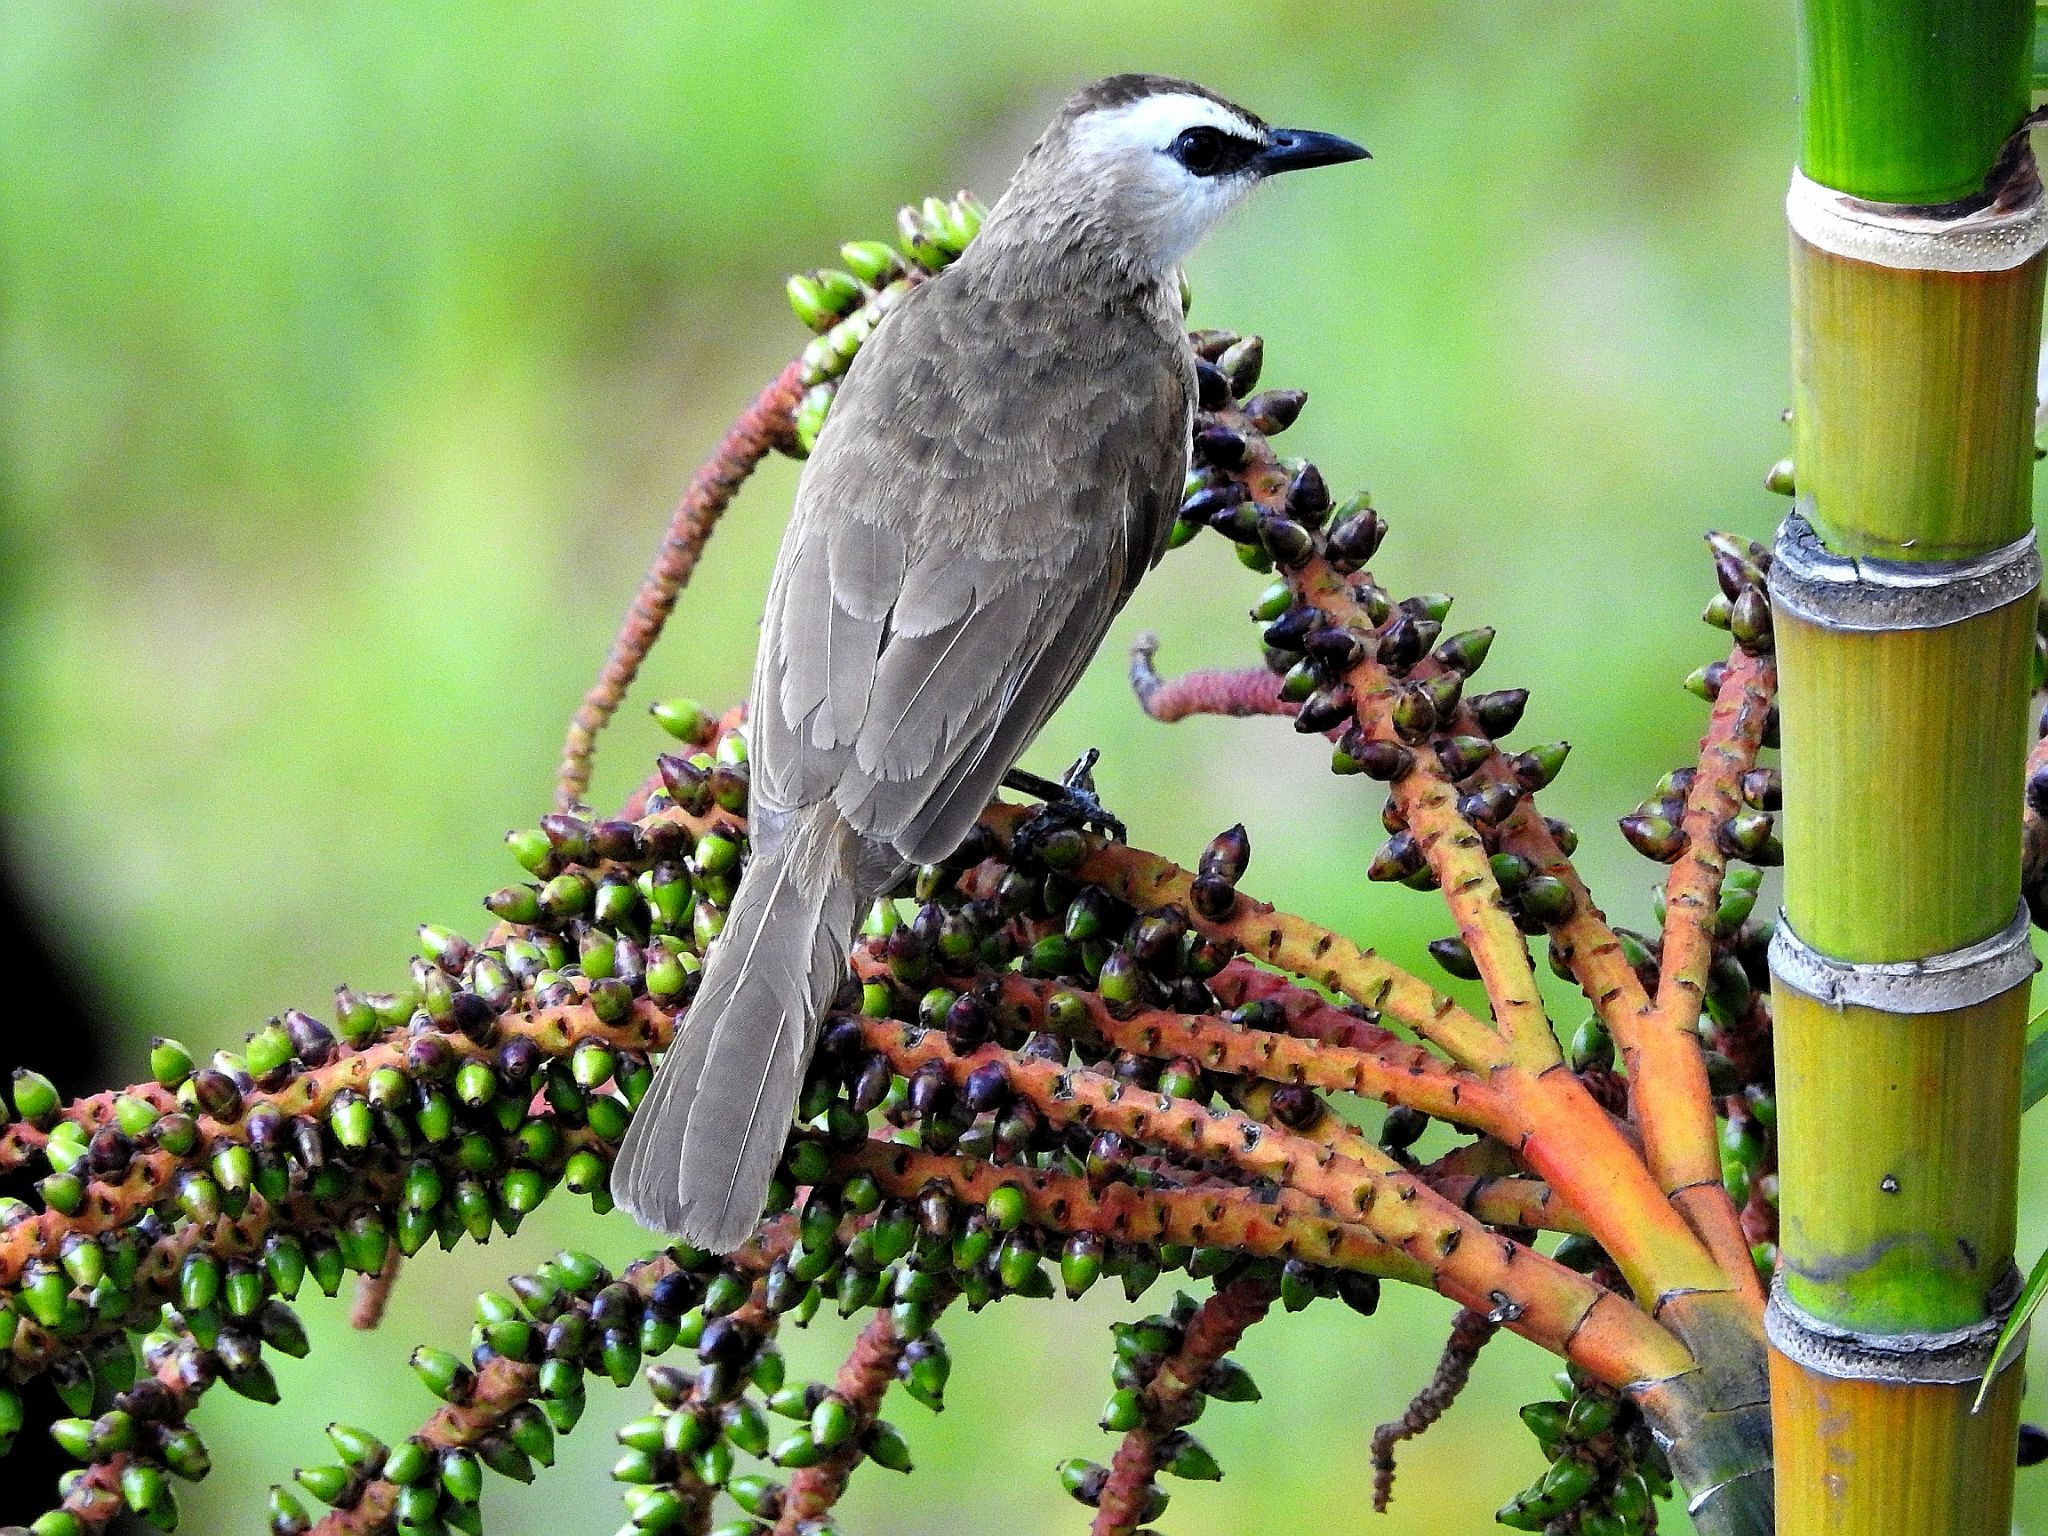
[612,802,859,1249]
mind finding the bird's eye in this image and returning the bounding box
[1170,126,1231,177]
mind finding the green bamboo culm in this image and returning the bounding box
[1797,0,2031,203]
[1777,602,2032,959]
[1770,2,2044,1533]
[1773,986,2026,1332]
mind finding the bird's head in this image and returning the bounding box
[992,74,1368,276]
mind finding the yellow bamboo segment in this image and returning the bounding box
[1776,595,2032,962]
[1774,984,2025,1334]
[1769,1349,2022,1534]
[1791,238,2043,560]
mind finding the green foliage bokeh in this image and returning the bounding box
[6,4,2047,1533]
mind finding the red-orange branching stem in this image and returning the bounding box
[1269,562,1732,1302]
[1277,1087,1583,1237]
[857,1019,1421,1234]
[978,824,1726,1301]
[1290,557,1561,1074]
[1426,1174,1588,1236]
[1176,410,1563,1071]
[775,1303,941,1534]
[1651,650,1776,1013]
[1216,963,1621,1163]
[1631,648,1775,1309]
[1189,397,1554,1075]
[1207,961,1413,1052]
[978,805,1508,1073]
[1128,633,1292,722]
[1207,1072,1584,1235]
[553,360,805,811]
[1161,403,1744,1301]
[853,1019,1708,1373]
[1495,1068,1732,1303]
[837,1133,1416,1281]
[991,973,1505,1132]
[838,1138,1693,1390]
[1092,1274,1279,1536]
[1497,801,1652,1032]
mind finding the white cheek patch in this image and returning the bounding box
[1067,93,1265,268]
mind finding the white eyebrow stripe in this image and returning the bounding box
[1069,93,1260,159]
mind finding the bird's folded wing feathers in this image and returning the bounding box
[748,271,1187,863]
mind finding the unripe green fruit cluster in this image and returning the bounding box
[1503,1369,1674,1534]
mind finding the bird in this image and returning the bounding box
[613,73,1368,1248]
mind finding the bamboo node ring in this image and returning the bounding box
[1764,1269,2023,1385]
[1767,900,2037,1014]
[1769,511,2042,634]
[1787,165,2048,274]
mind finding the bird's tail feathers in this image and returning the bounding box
[612,804,858,1249]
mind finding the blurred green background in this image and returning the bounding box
[6,3,2048,1532]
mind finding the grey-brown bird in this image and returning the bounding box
[614,74,1367,1247]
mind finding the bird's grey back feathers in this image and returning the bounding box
[751,239,1193,868]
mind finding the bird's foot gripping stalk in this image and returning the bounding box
[1003,748,1128,845]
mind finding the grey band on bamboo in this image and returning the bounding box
[1786,167,2048,273]
[1768,902,2036,1014]
[1765,1271,2023,1386]
[1769,511,2041,633]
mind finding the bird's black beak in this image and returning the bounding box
[1254,127,1370,176]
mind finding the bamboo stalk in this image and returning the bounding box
[1773,987,2025,1333]
[1771,3,2043,1529]
[1792,248,2044,559]
[1795,0,2031,204]
[1768,1353,2023,1536]
[1776,597,2032,959]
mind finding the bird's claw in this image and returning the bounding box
[1002,749,1127,843]
[1054,749,1126,842]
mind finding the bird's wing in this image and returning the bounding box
[748,269,1189,865]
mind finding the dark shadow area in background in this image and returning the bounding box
[0,857,142,1534]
